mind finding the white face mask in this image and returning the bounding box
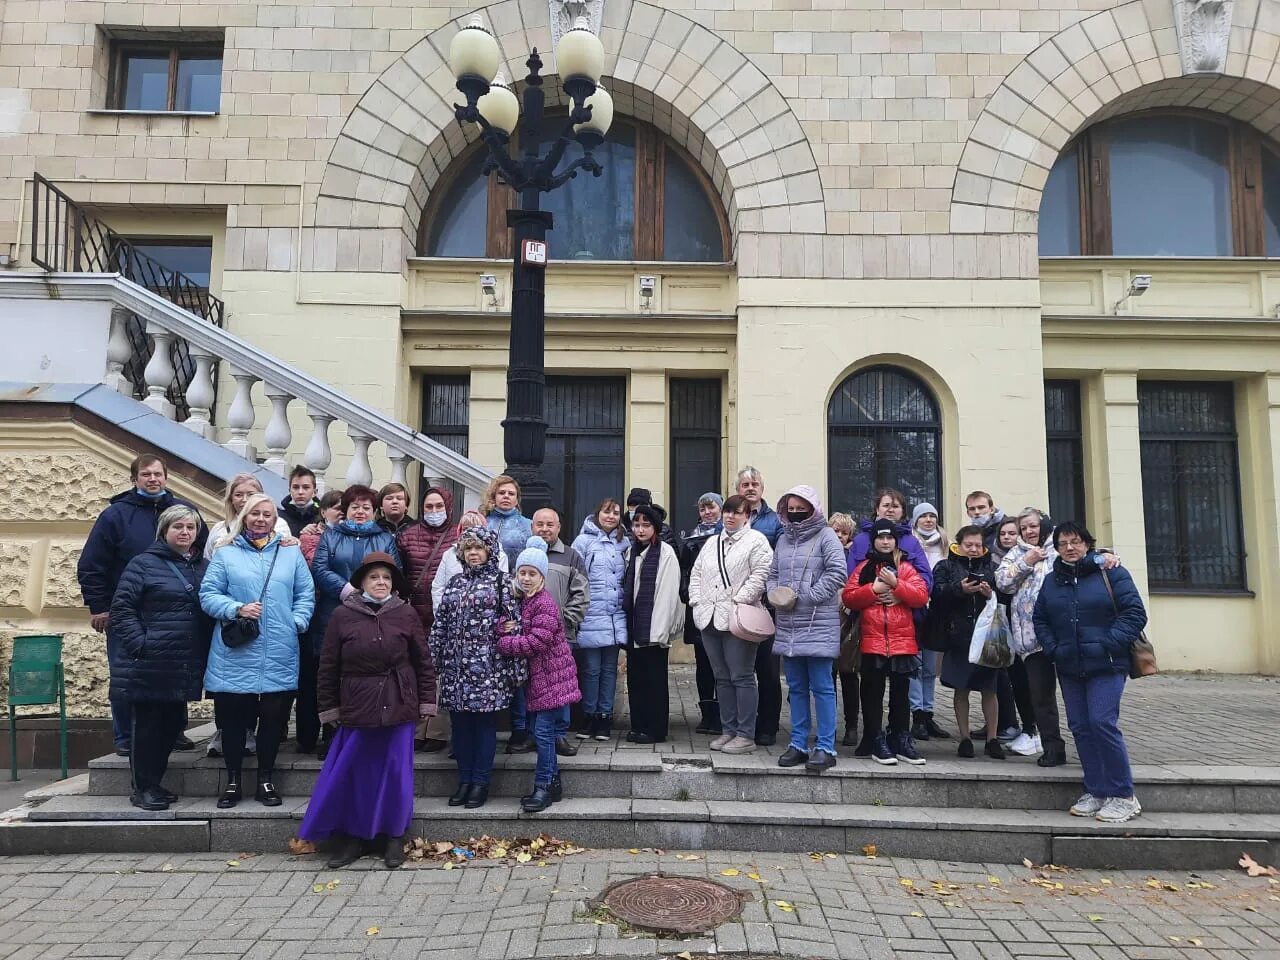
[423,511,447,527]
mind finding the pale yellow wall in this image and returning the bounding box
[1148,596,1258,675]
[0,420,221,717]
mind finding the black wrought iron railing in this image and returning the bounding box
[30,173,225,418]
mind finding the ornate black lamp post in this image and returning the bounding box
[450,16,613,513]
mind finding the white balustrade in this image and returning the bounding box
[103,306,133,395]
[262,386,294,476]
[182,347,216,439]
[345,429,374,486]
[224,369,258,460]
[388,449,411,487]
[303,406,335,492]
[141,323,176,417]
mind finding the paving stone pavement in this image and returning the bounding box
[1,847,1278,960]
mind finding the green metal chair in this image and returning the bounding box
[7,635,67,781]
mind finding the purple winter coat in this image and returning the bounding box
[847,518,934,589]
[497,588,582,712]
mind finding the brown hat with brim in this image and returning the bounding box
[348,551,409,597]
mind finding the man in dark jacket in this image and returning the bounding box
[678,492,724,734]
[279,466,320,537]
[735,466,782,744]
[76,454,208,755]
[532,507,591,755]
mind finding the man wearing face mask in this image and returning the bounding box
[397,486,459,751]
[965,490,1007,553]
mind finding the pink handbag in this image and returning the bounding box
[729,601,776,643]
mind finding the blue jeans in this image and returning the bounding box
[511,687,528,733]
[909,651,939,713]
[555,704,571,739]
[578,646,619,717]
[531,709,560,785]
[1057,671,1133,798]
[452,711,498,785]
[783,655,837,754]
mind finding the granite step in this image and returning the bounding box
[85,751,1280,814]
[8,794,1278,869]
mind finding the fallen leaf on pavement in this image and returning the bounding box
[1087,915,1104,922]
[1022,858,1035,869]
[286,838,317,855]
[1240,853,1280,877]
[442,862,454,870]
[676,952,694,960]
[987,876,1001,886]
[900,879,914,887]
[772,900,795,912]
[909,911,925,918]
[515,853,532,864]
[160,863,173,872]
[225,860,240,867]
[720,869,740,877]
[862,844,877,858]
[365,927,379,937]
[1188,938,1203,946]
[325,880,339,890]
[747,873,763,882]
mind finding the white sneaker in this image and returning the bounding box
[1069,793,1104,817]
[721,736,758,755]
[1095,796,1142,823]
[709,733,733,751]
[1008,733,1042,756]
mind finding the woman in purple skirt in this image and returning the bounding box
[299,552,436,869]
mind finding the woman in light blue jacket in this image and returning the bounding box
[201,494,314,810]
[570,499,629,741]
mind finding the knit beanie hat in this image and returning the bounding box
[626,487,653,507]
[869,517,899,543]
[911,502,938,526]
[631,502,667,530]
[515,535,549,577]
[697,492,724,508]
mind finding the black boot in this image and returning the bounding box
[555,736,578,757]
[841,726,859,747]
[255,780,282,806]
[217,776,241,809]
[505,730,533,755]
[448,782,471,806]
[383,834,406,869]
[521,784,553,813]
[1037,747,1067,767]
[326,834,364,869]
[695,701,722,735]
[923,711,952,739]
[910,710,931,741]
[464,784,489,809]
[548,775,563,803]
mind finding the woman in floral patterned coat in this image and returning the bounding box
[428,524,521,810]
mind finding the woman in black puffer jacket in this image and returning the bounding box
[110,504,213,812]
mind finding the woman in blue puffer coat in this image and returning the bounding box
[307,484,400,757]
[201,494,314,810]
[1033,521,1147,826]
[571,499,630,740]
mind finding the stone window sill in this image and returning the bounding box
[86,109,218,118]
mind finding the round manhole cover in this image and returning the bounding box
[597,874,748,934]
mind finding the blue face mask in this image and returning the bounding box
[423,511,447,527]
[135,486,165,500]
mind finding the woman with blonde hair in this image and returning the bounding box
[206,473,291,559]
[482,474,533,569]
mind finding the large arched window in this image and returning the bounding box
[1040,110,1280,257]
[420,117,729,262]
[827,366,942,518]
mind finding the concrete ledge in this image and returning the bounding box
[1051,835,1280,870]
[0,820,209,855]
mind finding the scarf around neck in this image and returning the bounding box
[859,549,899,585]
[623,539,661,646]
[339,519,380,535]
[242,532,273,551]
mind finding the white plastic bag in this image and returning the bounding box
[968,593,1014,668]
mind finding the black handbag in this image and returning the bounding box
[221,543,280,649]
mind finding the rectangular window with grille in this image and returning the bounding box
[1138,381,1246,591]
[544,377,626,530]
[421,376,471,516]
[1044,379,1086,526]
[669,379,722,534]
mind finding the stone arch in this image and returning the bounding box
[949,0,1280,236]
[314,0,826,275]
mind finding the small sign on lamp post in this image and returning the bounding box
[521,239,548,267]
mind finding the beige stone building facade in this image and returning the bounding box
[2,0,1280,691]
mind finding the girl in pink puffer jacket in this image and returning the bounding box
[497,537,582,813]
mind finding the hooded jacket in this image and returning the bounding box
[77,488,209,616]
[316,594,436,728]
[200,532,315,695]
[497,587,582,712]
[848,518,933,589]
[766,485,849,659]
[310,522,401,654]
[995,538,1057,657]
[108,541,212,702]
[1033,552,1147,679]
[842,556,929,658]
[396,486,459,630]
[928,544,998,652]
[571,515,630,649]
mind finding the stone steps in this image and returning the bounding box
[85,752,1280,814]
[5,794,1278,869]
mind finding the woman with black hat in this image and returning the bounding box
[622,503,685,743]
[298,551,436,870]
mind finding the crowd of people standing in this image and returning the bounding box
[78,452,1151,870]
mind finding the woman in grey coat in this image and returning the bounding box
[766,485,849,773]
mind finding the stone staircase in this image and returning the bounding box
[4,737,1278,869]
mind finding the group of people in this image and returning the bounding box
[78,454,1151,875]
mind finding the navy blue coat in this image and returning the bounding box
[309,523,401,654]
[1033,553,1147,679]
[747,500,783,548]
[108,542,212,702]
[78,489,209,616]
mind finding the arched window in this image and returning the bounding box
[1039,110,1280,257]
[827,366,942,518]
[420,117,729,262]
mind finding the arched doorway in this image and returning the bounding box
[827,366,942,518]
